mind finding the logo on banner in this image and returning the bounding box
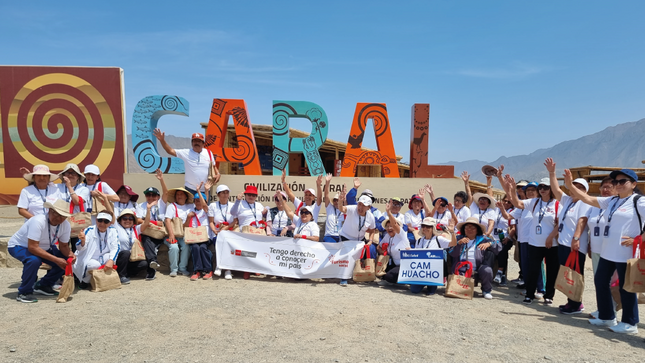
[232,249,257,258]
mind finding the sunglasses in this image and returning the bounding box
[274,197,284,202]
[537,185,550,190]
[97,219,110,224]
[612,179,631,186]
[392,203,403,207]
[246,194,258,197]
[440,203,447,207]
[121,216,134,221]
[300,211,311,215]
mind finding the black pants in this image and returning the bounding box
[558,245,586,309]
[142,235,165,274]
[69,237,79,253]
[526,245,560,300]
[383,264,400,284]
[496,240,514,273]
[116,250,148,278]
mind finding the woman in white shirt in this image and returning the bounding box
[114,209,147,284]
[323,174,344,242]
[283,204,320,241]
[565,168,642,334]
[17,165,61,220]
[188,191,212,281]
[114,185,139,219]
[377,203,412,286]
[165,187,194,277]
[208,184,237,280]
[404,189,431,248]
[266,191,293,237]
[81,164,119,214]
[408,217,455,295]
[73,211,120,289]
[506,176,562,306]
[230,185,267,280]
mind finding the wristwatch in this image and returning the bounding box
[572,236,580,241]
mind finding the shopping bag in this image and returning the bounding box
[91,182,114,215]
[241,221,267,236]
[445,261,475,300]
[555,251,585,302]
[142,220,167,239]
[56,257,75,303]
[69,197,91,238]
[353,245,376,282]
[185,216,209,244]
[129,230,146,262]
[375,243,390,277]
[624,236,645,293]
[89,265,122,292]
[513,240,520,263]
[170,203,185,238]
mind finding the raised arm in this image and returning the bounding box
[545,158,564,201]
[197,182,208,213]
[419,188,432,216]
[281,169,296,202]
[346,177,361,205]
[281,192,296,221]
[323,173,332,208]
[461,171,472,205]
[153,128,177,157]
[385,201,401,235]
[495,201,513,220]
[155,169,169,204]
[564,169,600,208]
[494,165,511,194]
[504,175,525,209]
[486,175,494,197]
[62,176,80,206]
[315,175,323,206]
[141,200,156,233]
[338,185,348,214]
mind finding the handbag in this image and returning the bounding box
[129,228,146,262]
[91,182,114,215]
[89,265,122,292]
[375,242,390,277]
[142,220,168,239]
[185,216,209,244]
[555,251,585,302]
[170,203,185,238]
[353,245,376,282]
[69,196,91,238]
[241,220,267,236]
[624,236,645,293]
[445,261,475,300]
[56,257,75,303]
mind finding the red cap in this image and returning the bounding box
[244,185,258,195]
[191,133,205,142]
[116,185,139,203]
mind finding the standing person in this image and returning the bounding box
[81,164,119,225]
[564,168,642,334]
[266,191,293,237]
[56,164,89,215]
[165,187,195,277]
[135,170,169,281]
[114,185,139,219]
[492,196,515,286]
[230,185,268,279]
[17,165,61,220]
[208,185,236,280]
[8,200,74,303]
[188,191,213,281]
[344,177,385,232]
[114,209,148,284]
[323,174,344,242]
[281,170,323,222]
[545,158,592,315]
[73,211,120,289]
[506,175,562,305]
[452,190,472,233]
[153,129,220,194]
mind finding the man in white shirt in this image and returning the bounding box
[7,200,74,303]
[153,129,220,194]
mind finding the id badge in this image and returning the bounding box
[535,225,542,235]
[558,223,564,233]
[494,228,500,235]
[593,226,600,237]
[604,225,610,237]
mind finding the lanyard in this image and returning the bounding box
[478,208,487,224]
[537,199,553,225]
[454,207,463,218]
[561,200,578,223]
[218,202,229,222]
[333,207,341,225]
[245,201,257,222]
[35,185,48,214]
[607,195,631,224]
[98,230,108,254]
[358,215,366,234]
[150,205,158,221]
[460,239,476,261]
[118,202,128,211]
[89,182,98,192]
[422,237,436,249]
[65,184,78,202]
[386,235,394,255]
[276,211,285,229]
[495,210,504,228]
[47,219,60,250]
[126,227,134,246]
[596,208,605,224]
[296,221,311,235]
[436,211,446,222]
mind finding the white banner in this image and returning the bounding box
[397,249,444,286]
[215,231,365,279]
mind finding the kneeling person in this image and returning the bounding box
[114,209,148,284]
[73,212,120,289]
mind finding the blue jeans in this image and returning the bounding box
[323,235,340,243]
[520,242,545,292]
[164,237,190,273]
[9,245,66,295]
[595,257,639,325]
[190,241,213,273]
[558,245,586,309]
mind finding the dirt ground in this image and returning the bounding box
[0,205,644,363]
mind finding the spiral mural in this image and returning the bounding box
[272,101,328,176]
[340,103,400,178]
[0,67,126,204]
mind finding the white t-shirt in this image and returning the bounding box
[294,197,322,222]
[268,209,290,235]
[325,204,343,237]
[510,203,533,243]
[231,200,265,227]
[56,183,91,215]
[461,240,478,269]
[525,198,562,248]
[380,230,410,265]
[292,215,320,238]
[186,208,209,228]
[8,214,71,250]
[340,205,376,241]
[115,223,142,251]
[165,202,194,223]
[452,206,471,233]
[81,181,116,212]
[432,210,452,226]
[175,148,215,192]
[557,195,592,254]
[597,195,645,263]
[416,235,451,249]
[136,200,167,222]
[208,201,234,238]
[585,206,606,255]
[404,210,424,230]
[469,202,496,228]
[17,184,61,219]
[114,201,138,220]
[491,208,512,241]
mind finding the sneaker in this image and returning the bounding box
[179,269,190,276]
[145,271,156,281]
[214,267,222,277]
[169,270,178,277]
[150,261,160,270]
[120,276,131,285]
[78,282,90,290]
[560,304,585,315]
[534,292,544,300]
[202,271,214,280]
[559,303,570,310]
[190,272,201,281]
[516,283,526,289]
[544,298,553,305]
[16,294,37,303]
[589,310,599,319]
[378,280,394,286]
[589,317,617,327]
[34,283,58,296]
[483,292,493,300]
[224,270,232,280]
[511,277,523,284]
[493,271,503,284]
[53,284,62,290]
[523,297,532,304]
[499,275,508,287]
[340,279,348,287]
[609,322,638,334]
[243,272,250,280]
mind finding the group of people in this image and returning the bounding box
[7,131,641,335]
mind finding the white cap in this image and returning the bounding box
[358,195,373,206]
[332,193,340,200]
[97,212,113,222]
[299,205,314,214]
[305,188,317,197]
[84,164,100,175]
[572,178,589,192]
[216,185,230,194]
[539,178,550,186]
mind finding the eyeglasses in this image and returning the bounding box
[121,216,134,221]
[612,179,631,186]
[246,194,258,197]
[392,203,403,207]
[97,219,110,224]
[537,185,550,190]
[502,200,511,203]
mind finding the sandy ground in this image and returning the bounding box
[0,205,644,363]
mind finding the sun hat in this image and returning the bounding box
[117,208,137,221]
[472,192,495,207]
[216,185,230,194]
[456,217,487,234]
[191,133,205,142]
[24,164,59,183]
[58,163,85,182]
[516,180,529,188]
[420,217,438,228]
[143,187,160,196]
[609,169,639,182]
[244,185,258,195]
[433,197,449,206]
[83,164,101,175]
[116,185,140,203]
[408,194,423,209]
[523,181,538,191]
[97,212,113,222]
[361,189,376,203]
[43,199,72,218]
[390,197,404,206]
[572,178,589,192]
[304,188,317,197]
[167,187,194,204]
[358,195,373,206]
[481,165,498,177]
[382,214,405,229]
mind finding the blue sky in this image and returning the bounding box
[2,1,644,163]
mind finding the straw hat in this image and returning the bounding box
[481,165,498,177]
[382,215,405,229]
[167,187,194,204]
[58,163,85,182]
[43,199,72,218]
[24,165,59,183]
[456,217,487,234]
[472,192,495,207]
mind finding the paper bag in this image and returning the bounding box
[129,239,146,262]
[445,261,475,300]
[69,197,91,238]
[375,244,390,277]
[353,245,376,282]
[624,236,645,293]
[555,251,585,302]
[184,216,209,244]
[89,265,122,292]
[56,258,75,303]
[142,220,167,240]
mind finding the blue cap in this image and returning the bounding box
[609,169,638,182]
[522,182,538,191]
[194,192,207,200]
[433,197,449,206]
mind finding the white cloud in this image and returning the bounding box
[454,63,551,80]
